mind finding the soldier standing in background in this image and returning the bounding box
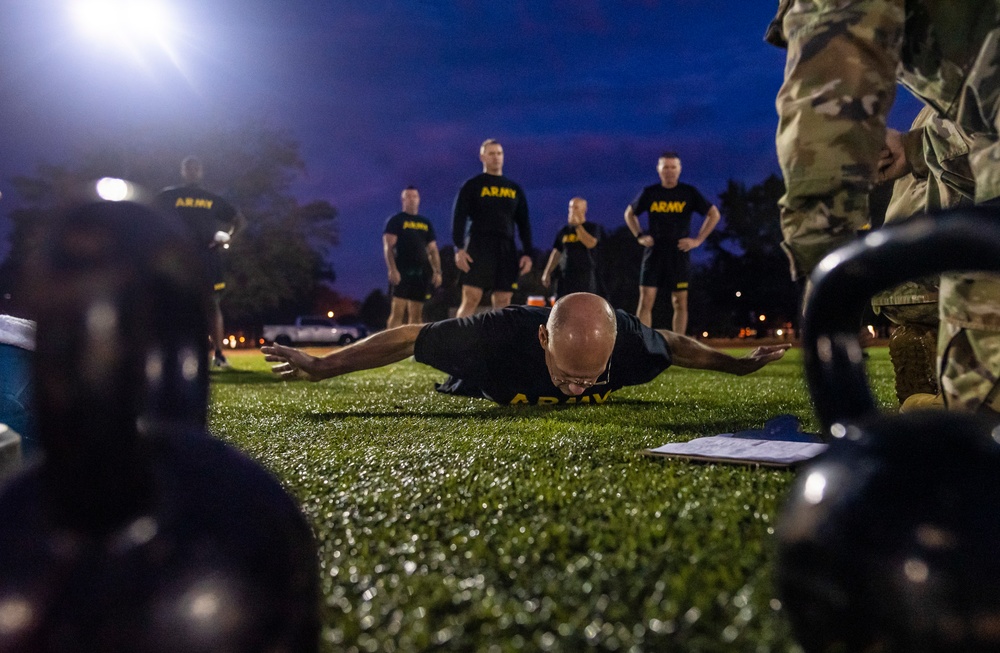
[156,156,245,368]
[383,186,442,328]
[452,139,533,318]
[541,197,603,300]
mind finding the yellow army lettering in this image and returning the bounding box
[649,201,686,213]
[402,220,429,231]
[480,186,517,199]
[561,233,580,244]
[508,390,612,405]
[175,197,214,209]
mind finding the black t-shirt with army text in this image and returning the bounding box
[413,306,672,405]
[384,212,437,270]
[452,173,533,253]
[155,184,239,249]
[629,182,711,247]
[552,222,603,285]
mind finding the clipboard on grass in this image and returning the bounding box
[643,414,827,468]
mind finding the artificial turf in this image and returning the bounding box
[209,346,897,653]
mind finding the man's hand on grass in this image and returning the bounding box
[262,343,325,382]
[731,344,791,376]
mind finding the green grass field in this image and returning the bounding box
[209,346,897,653]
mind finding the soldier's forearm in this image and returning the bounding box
[314,325,421,378]
[575,224,598,249]
[657,330,740,374]
[624,211,641,237]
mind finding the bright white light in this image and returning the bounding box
[864,231,888,248]
[71,1,172,45]
[96,177,130,201]
[758,314,766,322]
[735,291,742,298]
[701,331,708,338]
[802,472,827,505]
[776,329,784,336]
[327,311,335,318]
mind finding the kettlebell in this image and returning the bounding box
[0,201,319,652]
[775,208,1000,653]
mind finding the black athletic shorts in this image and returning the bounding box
[461,236,519,292]
[392,267,431,302]
[554,272,599,299]
[639,246,690,292]
[204,250,226,293]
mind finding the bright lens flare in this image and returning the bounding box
[95,177,131,201]
[71,0,172,43]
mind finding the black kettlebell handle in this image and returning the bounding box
[804,207,1000,434]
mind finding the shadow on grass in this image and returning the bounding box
[209,370,286,385]
[301,396,670,421]
[303,409,514,420]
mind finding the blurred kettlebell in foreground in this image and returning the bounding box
[776,209,1000,653]
[0,201,319,652]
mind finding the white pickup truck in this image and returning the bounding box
[262,316,368,346]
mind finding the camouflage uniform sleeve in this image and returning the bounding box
[772,0,905,279]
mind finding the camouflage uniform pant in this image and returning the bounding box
[939,274,1000,411]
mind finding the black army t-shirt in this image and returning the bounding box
[384,212,436,270]
[413,306,672,405]
[553,222,603,285]
[452,173,533,252]
[629,183,711,246]
[156,184,239,248]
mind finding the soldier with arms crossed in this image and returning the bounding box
[541,197,603,300]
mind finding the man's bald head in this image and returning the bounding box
[547,292,616,344]
[540,293,616,392]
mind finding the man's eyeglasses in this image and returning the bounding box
[550,358,612,389]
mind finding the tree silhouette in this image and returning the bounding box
[690,174,798,338]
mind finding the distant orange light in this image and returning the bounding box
[759,315,766,322]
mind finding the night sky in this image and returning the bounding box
[0,0,923,299]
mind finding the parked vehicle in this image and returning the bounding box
[262,316,368,346]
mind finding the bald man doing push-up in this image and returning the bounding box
[262,293,789,406]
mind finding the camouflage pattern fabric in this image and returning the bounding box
[934,274,1000,406]
[940,320,1000,412]
[770,0,1000,278]
[770,0,1000,412]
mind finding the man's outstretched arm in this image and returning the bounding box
[262,324,423,381]
[656,330,790,376]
